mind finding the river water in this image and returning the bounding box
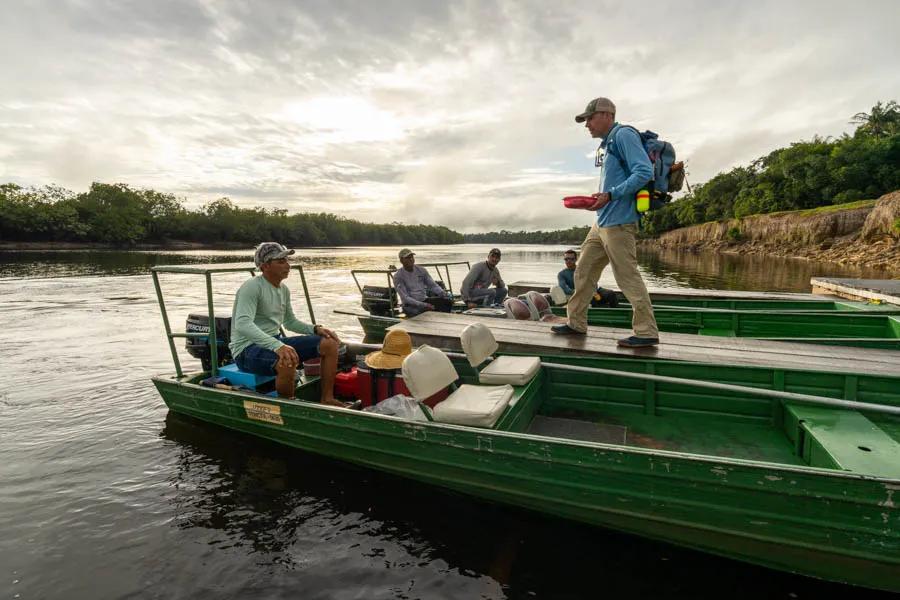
[0,245,893,599]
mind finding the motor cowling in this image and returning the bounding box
[361,285,398,317]
[185,313,233,371]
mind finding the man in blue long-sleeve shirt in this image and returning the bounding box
[551,97,659,347]
[557,249,577,295]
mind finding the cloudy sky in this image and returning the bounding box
[2,0,898,232]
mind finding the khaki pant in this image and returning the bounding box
[566,222,658,337]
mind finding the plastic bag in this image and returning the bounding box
[363,394,430,421]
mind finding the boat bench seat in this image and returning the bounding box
[785,404,900,478]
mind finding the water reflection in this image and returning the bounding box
[159,412,889,599]
[639,248,893,293]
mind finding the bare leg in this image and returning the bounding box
[275,362,297,399]
[318,337,342,406]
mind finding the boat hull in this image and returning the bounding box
[153,373,900,592]
[360,309,900,349]
[548,307,900,349]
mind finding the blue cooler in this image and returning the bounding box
[218,363,275,389]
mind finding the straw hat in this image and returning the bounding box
[364,329,413,370]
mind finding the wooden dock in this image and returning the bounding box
[507,281,838,301]
[389,312,900,377]
[811,278,900,306]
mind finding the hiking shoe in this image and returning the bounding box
[617,336,659,348]
[551,324,586,335]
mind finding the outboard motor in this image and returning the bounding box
[185,313,233,371]
[361,285,398,317]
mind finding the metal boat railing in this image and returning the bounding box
[350,261,471,315]
[151,263,316,378]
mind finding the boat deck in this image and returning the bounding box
[528,414,805,465]
[811,277,900,306]
[389,312,900,376]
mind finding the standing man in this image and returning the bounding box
[230,242,345,405]
[393,248,452,317]
[551,97,659,347]
[460,248,508,308]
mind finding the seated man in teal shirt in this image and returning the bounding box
[230,242,344,406]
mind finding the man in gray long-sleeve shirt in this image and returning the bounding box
[460,248,508,307]
[393,248,451,317]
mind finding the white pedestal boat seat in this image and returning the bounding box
[549,285,569,306]
[402,345,514,428]
[460,323,541,386]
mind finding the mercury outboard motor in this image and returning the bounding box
[185,313,233,371]
[361,285,398,317]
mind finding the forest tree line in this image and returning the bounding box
[641,100,900,235]
[0,183,463,246]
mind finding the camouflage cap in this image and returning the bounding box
[254,242,295,267]
[575,97,616,123]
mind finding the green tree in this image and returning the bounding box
[851,101,900,137]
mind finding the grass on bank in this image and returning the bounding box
[767,199,878,218]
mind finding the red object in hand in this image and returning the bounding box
[563,195,595,209]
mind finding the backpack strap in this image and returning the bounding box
[605,124,641,171]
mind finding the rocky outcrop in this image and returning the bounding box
[861,191,900,241]
[647,191,900,275]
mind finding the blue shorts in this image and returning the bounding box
[235,335,322,375]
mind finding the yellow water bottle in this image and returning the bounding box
[636,189,650,213]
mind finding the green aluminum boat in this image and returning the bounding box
[629,297,900,312]
[151,265,900,592]
[349,274,900,347]
[548,306,900,349]
[352,308,900,349]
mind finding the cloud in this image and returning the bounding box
[1,0,898,232]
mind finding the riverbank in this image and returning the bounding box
[643,191,900,275]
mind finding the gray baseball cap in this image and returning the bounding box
[254,242,295,267]
[575,97,616,123]
[398,248,415,259]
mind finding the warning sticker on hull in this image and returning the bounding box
[243,400,284,425]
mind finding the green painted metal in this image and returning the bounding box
[546,307,900,349]
[358,308,900,349]
[152,351,900,591]
[151,263,321,376]
[151,266,900,589]
[152,265,258,377]
[630,298,900,313]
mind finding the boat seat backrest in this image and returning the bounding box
[504,297,533,320]
[549,285,568,306]
[460,323,541,386]
[402,341,516,429]
[460,322,499,366]
[525,291,552,318]
[401,345,459,400]
[517,294,541,321]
